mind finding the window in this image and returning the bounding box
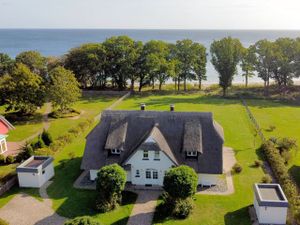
[154,151,160,160]
[143,150,149,160]
[42,170,45,174]
[153,170,158,179]
[146,170,151,179]
[135,170,140,177]
[111,149,121,155]
[187,151,198,157]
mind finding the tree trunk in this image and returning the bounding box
[184,78,187,92]
[130,79,134,92]
[178,80,180,91]
[198,79,202,90]
[152,78,155,90]
[222,87,226,97]
[245,72,248,87]
[159,82,162,91]
[138,79,143,92]
[174,79,177,91]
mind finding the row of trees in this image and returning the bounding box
[0,51,81,114]
[0,36,300,100]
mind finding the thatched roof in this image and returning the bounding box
[81,110,224,174]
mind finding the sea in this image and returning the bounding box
[0,29,299,84]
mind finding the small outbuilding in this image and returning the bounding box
[17,156,54,188]
[254,183,288,225]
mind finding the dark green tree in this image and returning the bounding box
[193,43,207,90]
[0,63,45,114]
[95,164,126,212]
[210,37,243,96]
[64,43,106,88]
[241,45,257,87]
[0,53,14,77]
[48,66,81,112]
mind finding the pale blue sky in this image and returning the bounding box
[0,0,300,29]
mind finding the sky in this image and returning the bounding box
[0,0,300,29]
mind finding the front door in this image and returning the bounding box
[145,169,159,185]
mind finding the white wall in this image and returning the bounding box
[254,197,288,224]
[126,150,175,186]
[90,169,131,182]
[198,174,219,186]
[18,163,54,188]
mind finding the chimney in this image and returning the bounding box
[140,103,146,111]
[170,104,175,112]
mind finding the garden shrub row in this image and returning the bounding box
[261,140,300,222]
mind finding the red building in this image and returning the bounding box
[0,115,15,154]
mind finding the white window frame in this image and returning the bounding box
[135,170,140,177]
[153,170,158,179]
[0,138,7,154]
[111,149,121,155]
[187,151,198,157]
[146,170,151,179]
[154,151,160,160]
[143,150,149,160]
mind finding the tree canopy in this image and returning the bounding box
[0,53,14,77]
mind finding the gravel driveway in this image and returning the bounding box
[0,193,66,225]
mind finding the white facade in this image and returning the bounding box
[254,197,288,225]
[0,136,7,154]
[17,156,54,188]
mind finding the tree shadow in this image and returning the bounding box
[224,206,252,225]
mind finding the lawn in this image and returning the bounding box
[246,99,300,185]
[115,93,264,225]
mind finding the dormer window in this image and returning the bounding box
[143,150,149,160]
[111,149,121,155]
[186,151,198,157]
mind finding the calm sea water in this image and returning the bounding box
[0,29,299,83]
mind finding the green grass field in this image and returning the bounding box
[246,99,300,185]
[115,93,264,225]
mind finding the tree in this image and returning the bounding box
[0,53,14,77]
[210,37,243,96]
[193,43,207,90]
[64,43,106,88]
[48,66,81,112]
[64,216,101,225]
[241,46,256,87]
[163,165,198,199]
[253,40,275,95]
[175,40,198,91]
[0,63,45,114]
[103,36,138,90]
[15,51,47,78]
[95,164,126,212]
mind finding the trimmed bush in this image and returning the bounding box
[232,163,242,173]
[253,160,263,168]
[32,137,45,150]
[261,175,272,183]
[41,130,53,146]
[172,198,193,219]
[95,164,126,212]
[163,166,198,199]
[0,154,6,164]
[6,155,15,164]
[64,216,101,225]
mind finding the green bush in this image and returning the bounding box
[41,130,53,146]
[16,144,34,162]
[0,218,9,225]
[64,216,101,225]
[232,163,242,173]
[172,198,193,219]
[6,155,15,164]
[163,165,198,199]
[95,164,126,212]
[253,160,263,168]
[0,154,6,164]
[261,175,272,183]
[32,137,45,150]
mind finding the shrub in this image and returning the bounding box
[41,130,53,146]
[253,160,263,168]
[0,218,9,225]
[261,175,272,183]
[163,166,198,199]
[64,216,101,225]
[0,154,6,164]
[281,150,291,164]
[68,151,76,159]
[16,144,34,162]
[95,164,126,212]
[32,137,45,150]
[6,155,15,164]
[232,163,242,173]
[172,198,193,219]
[35,147,53,156]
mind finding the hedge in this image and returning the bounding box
[261,141,300,222]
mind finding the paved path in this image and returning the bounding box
[197,147,236,195]
[127,190,160,225]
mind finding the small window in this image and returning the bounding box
[111,149,121,155]
[42,170,45,174]
[153,171,158,179]
[146,170,151,179]
[154,151,160,160]
[135,170,140,177]
[187,151,198,157]
[143,150,149,160]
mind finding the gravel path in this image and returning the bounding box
[126,190,160,225]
